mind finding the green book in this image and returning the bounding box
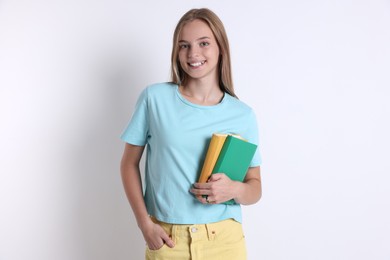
[212,135,258,204]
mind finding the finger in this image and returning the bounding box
[195,194,208,203]
[202,195,214,204]
[196,195,203,201]
[205,197,218,204]
[161,232,175,248]
[146,233,165,251]
[148,241,165,250]
[190,186,211,196]
[191,189,211,197]
[193,182,211,188]
[208,173,224,181]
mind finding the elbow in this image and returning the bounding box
[239,181,262,205]
[241,191,262,206]
[255,190,262,203]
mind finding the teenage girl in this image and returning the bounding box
[120,8,262,260]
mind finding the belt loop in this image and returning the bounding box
[205,223,216,241]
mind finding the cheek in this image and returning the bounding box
[205,47,220,59]
[178,51,187,64]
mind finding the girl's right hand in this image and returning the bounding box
[141,220,175,250]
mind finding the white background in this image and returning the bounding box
[1,1,389,259]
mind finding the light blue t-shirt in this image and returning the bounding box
[121,82,261,224]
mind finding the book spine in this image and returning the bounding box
[198,134,227,183]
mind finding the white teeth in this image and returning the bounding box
[189,61,205,67]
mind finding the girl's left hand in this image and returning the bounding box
[190,173,238,204]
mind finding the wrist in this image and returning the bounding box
[137,215,153,231]
[232,181,244,200]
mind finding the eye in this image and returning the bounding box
[200,42,209,47]
[179,44,189,49]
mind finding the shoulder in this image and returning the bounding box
[145,82,177,96]
[224,93,255,115]
[136,82,177,104]
[223,93,258,125]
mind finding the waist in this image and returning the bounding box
[150,216,243,241]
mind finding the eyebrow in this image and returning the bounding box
[178,36,211,43]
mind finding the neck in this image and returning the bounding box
[180,78,224,106]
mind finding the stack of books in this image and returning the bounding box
[198,133,258,204]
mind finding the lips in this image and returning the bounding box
[188,60,206,67]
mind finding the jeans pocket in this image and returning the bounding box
[215,220,245,245]
[146,242,167,252]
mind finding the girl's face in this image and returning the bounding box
[178,19,220,84]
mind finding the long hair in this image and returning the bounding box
[170,8,236,98]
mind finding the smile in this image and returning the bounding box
[188,61,206,67]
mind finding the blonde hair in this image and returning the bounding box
[170,8,236,98]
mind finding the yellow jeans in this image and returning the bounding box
[145,217,247,260]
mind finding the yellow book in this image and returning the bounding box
[198,133,246,183]
[198,133,228,183]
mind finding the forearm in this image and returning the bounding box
[120,165,151,229]
[233,178,262,205]
[121,162,175,249]
[120,144,152,230]
[233,166,262,205]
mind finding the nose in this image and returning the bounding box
[187,45,200,58]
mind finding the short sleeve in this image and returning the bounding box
[120,87,149,146]
[246,109,262,167]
